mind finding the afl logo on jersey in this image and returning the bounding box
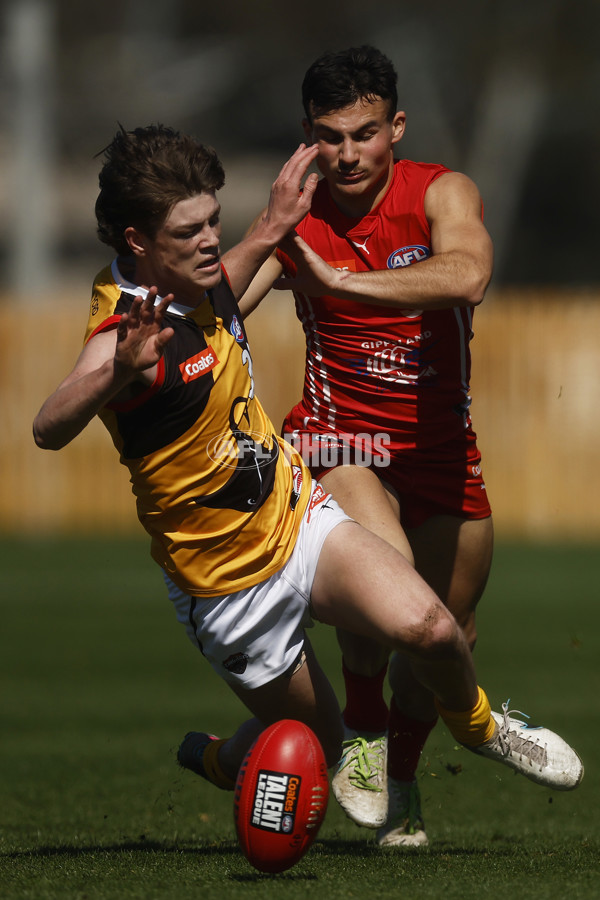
[387,245,430,269]
[230,315,245,344]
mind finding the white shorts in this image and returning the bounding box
[163,481,351,689]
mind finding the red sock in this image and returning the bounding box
[342,660,389,733]
[388,696,438,782]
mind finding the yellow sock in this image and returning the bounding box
[435,686,496,747]
[202,738,237,791]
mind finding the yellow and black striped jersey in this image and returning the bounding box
[86,259,312,597]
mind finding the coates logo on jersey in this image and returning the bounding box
[387,245,430,269]
[230,315,245,344]
[179,347,219,383]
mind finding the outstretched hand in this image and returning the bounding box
[221,143,322,305]
[115,288,175,374]
[261,143,320,240]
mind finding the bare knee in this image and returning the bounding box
[403,604,464,662]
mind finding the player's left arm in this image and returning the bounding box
[274,172,493,310]
[425,171,493,306]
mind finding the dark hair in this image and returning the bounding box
[95,124,225,255]
[302,45,398,123]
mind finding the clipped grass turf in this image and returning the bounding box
[1,536,599,898]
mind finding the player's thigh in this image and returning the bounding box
[229,638,343,767]
[407,514,494,642]
[319,465,413,562]
[311,520,445,651]
[320,466,409,673]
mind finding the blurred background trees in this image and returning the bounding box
[1,0,599,297]
[2,0,599,538]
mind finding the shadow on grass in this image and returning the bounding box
[1,836,515,863]
[2,838,239,859]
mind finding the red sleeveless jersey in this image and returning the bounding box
[281,159,477,451]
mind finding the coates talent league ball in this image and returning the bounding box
[234,719,329,873]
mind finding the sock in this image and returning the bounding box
[342,660,389,733]
[387,696,438,782]
[435,686,496,747]
[202,738,237,791]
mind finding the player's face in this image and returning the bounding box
[304,97,405,217]
[134,192,223,305]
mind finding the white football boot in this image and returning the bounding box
[332,727,388,828]
[470,701,584,790]
[377,777,428,848]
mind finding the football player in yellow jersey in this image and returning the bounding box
[33,125,582,809]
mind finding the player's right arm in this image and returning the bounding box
[236,244,284,319]
[221,144,316,306]
[33,291,173,450]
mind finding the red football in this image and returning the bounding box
[234,719,329,873]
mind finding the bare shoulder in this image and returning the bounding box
[426,171,492,268]
[424,171,483,220]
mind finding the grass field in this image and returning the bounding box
[1,536,599,899]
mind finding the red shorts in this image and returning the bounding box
[282,426,491,530]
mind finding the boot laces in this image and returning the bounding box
[490,701,548,771]
[338,736,386,792]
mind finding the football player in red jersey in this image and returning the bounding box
[239,45,496,846]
